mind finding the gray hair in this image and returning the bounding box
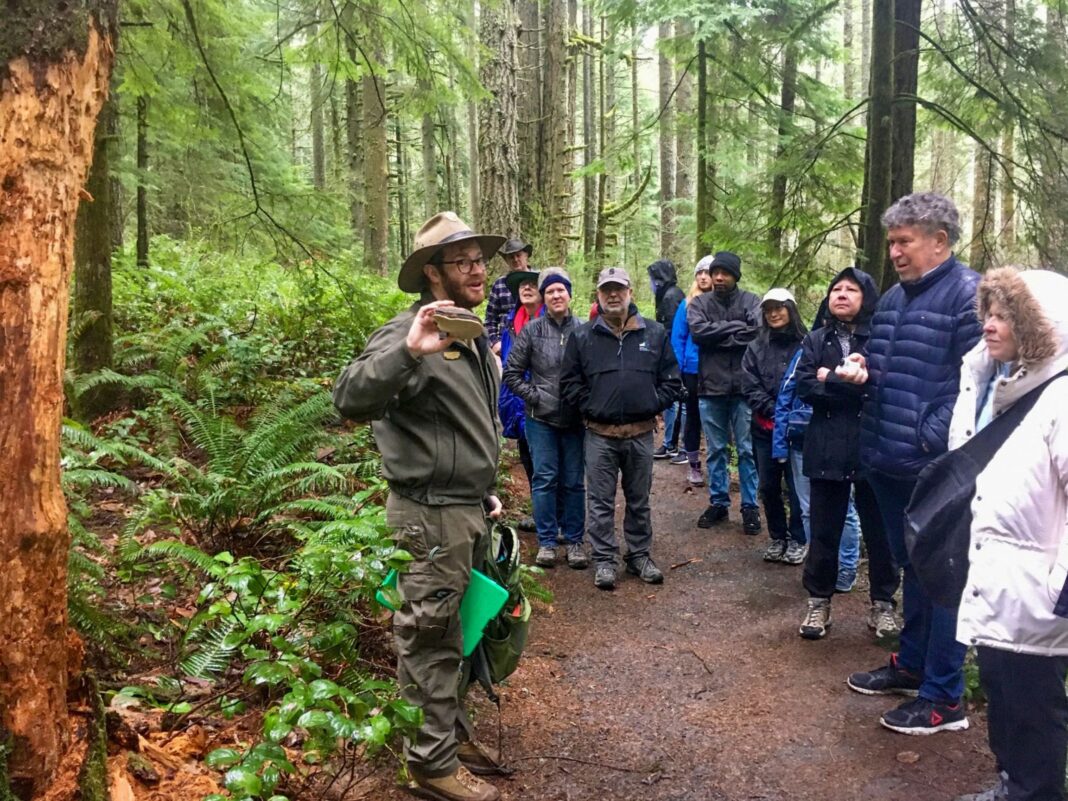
[881,192,962,245]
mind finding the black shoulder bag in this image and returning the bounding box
[904,371,1066,608]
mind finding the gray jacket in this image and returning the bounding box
[333,298,501,506]
[502,312,581,429]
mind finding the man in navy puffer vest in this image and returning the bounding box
[842,192,982,737]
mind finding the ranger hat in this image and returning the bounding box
[596,266,631,289]
[398,212,506,293]
[500,238,534,257]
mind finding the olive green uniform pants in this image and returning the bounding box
[386,493,487,778]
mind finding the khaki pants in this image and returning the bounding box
[386,493,487,777]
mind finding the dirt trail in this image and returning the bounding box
[382,459,995,801]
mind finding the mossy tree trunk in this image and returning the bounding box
[0,3,116,797]
[862,0,894,288]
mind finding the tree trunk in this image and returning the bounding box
[582,4,595,256]
[594,14,611,269]
[860,0,872,117]
[73,94,116,421]
[843,0,856,101]
[136,93,148,267]
[696,38,711,260]
[0,10,115,796]
[890,0,921,203]
[478,0,521,238]
[544,0,570,261]
[310,19,325,190]
[970,144,994,270]
[631,22,640,191]
[769,42,798,258]
[863,0,894,288]
[395,115,410,256]
[658,21,675,260]
[345,74,365,239]
[363,61,389,275]
[421,80,438,218]
[674,18,694,266]
[1000,0,1016,251]
[517,0,542,234]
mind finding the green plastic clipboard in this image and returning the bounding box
[376,568,508,657]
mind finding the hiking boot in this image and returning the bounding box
[625,555,664,584]
[782,541,807,565]
[653,444,678,460]
[954,773,1009,801]
[594,563,617,590]
[687,466,703,486]
[670,451,689,465]
[517,517,535,532]
[847,653,922,696]
[879,696,970,735]
[565,543,589,570]
[456,740,508,777]
[697,504,729,528]
[868,600,900,640]
[835,567,858,593]
[534,546,556,568]
[741,505,762,535]
[799,598,832,639]
[763,539,788,562]
[409,765,500,801]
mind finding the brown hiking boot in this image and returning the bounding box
[409,765,500,801]
[457,739,509,775]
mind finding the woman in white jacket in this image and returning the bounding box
[949,267,1068,801]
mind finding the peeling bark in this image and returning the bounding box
[0,15,114,795]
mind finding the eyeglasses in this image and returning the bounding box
[439,256,487,274]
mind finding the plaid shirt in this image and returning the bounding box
[484,275,517,346]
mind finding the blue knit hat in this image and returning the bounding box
[538,267,572,296]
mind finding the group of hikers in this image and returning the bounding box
[333,191,1068,801]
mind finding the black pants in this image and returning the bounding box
[682,372,702,454]
[752,430,804,543]
[802,477,898,602]
[978,646,1068,801]
[517,434,534,491]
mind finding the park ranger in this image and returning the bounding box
[333,212,507,801]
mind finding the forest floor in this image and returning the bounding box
[370,455,996,801]
[100,455,997,801]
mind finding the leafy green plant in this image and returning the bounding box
[141,493,418,801]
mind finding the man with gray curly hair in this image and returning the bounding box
[837,192,983,737]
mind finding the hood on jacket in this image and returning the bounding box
[647,259,678,287]
[825,266,879,324]
[976,267,1068,367]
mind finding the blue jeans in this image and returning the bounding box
[789,448,860,569]
[524,417,585,548]
[868,470,966,704]
[662,401,685,450]
[698,395,758,508]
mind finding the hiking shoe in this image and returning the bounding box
[670,451,689,465]
[687,466,703,486]
[847,653,922,696]
[879,696,970,735]
[782,541,807,565]
[799,598,832,640]
[517,517,536,532]
[653,444,678,459]
[534,546,556,568]
[954,773,1009,801]
[835,567,858,593]
[409,765,500,801]
[697,504,729,528]
[763,540,788,562]
[594,563,617,590]
[457,740,508,776]
[625,555,664,584]
[868,600,900,640]
[741,505,762,535]
[565,543,589,569]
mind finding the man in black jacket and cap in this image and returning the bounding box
[687,251,763,533]
[561,267,684,590]
[648,259,687,460]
